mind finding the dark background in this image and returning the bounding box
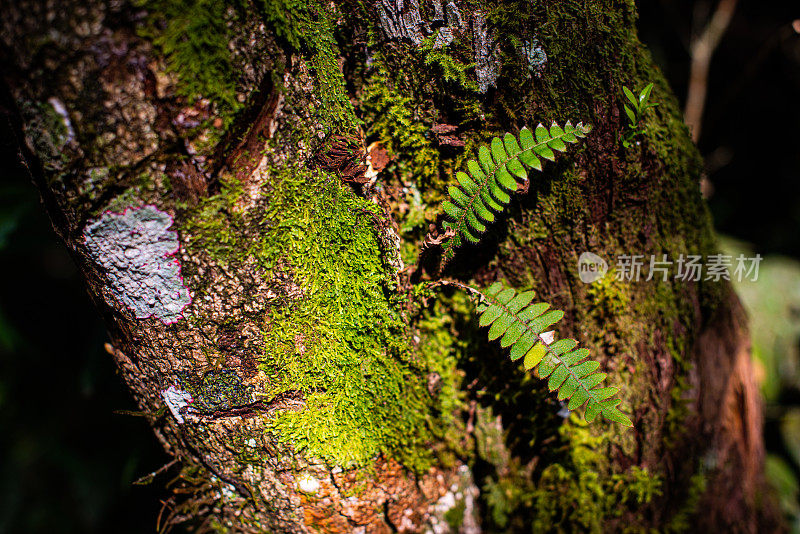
[1,1,798,531]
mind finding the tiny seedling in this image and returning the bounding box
[622,83,658,148]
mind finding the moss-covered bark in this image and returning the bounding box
[0,0,781,531]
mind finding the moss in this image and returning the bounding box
[479,417,662,533]
[252,0,310,50]
[415,290,476,459]
[183,162,460,469]
[444,497,467,529]
[18,100,71,173]
[420,37,480,94]
[303,15,360,133]
[360,67,442,186]
[665,470,707,533]
[137,0,244,117]
[528,420,661,532]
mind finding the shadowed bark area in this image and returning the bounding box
[0,0,782,532]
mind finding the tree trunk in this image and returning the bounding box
[0,0,782,532]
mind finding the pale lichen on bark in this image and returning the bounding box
[82,205,192,324]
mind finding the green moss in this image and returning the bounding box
[415,290,474,458]
[444,497,467,529]
[420,37,479,94]
[585,274,631,319]
[529,420,660,532]
[252,0,310,50]
[480,418,662,533]
[361,67,441,185]
[665,470,707,533]
[137,0,244,117]
[18,100,71,173]
[184,163,454,469]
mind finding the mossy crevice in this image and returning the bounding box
[182,159,463,470]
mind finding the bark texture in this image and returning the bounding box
[0,0,782,532]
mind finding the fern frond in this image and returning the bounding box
[473,281,632,426]
[439,121,591,268]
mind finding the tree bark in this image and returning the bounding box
[0,0,782,532]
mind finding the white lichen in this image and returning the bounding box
[47,97,75,143]
[161,385,193,424]
[472,11,500,93]
[522,38,547,78]
[82,205,191,324]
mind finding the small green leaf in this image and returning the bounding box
[509,332,537,361]
[602,406,633,426]
[466,210,486,233]
[517,150,542,171]
[548,365,570,391]
[537,354,560,378]
[506,157,527,179]
[496,288,516,304]
[623,85,638,108]
[523,342,547,370]
[500,322,526,348]
[448,185,470,206]
[529,309,564,333]
[567,389,590,410]
[496,167,518,190]
[507,291,536,313]
[533,144,555,161]
[486,282,504,296]
[491,138,507,166]
[549,338,579,356]
[481,190,503,212]
[479,305,503,326]
[535,124,550,143]
[572,360,600,378]
[467,160,486,182]
[519,302,550,321]
[488,313,514,340]
[639,82,654,105]
[558,377,580,400]
[478,146,494,174]
[519,127,535,149]
[442,201,462,219]
[548,137,567,152]
[488,181,511,204]
[549,122,565,138]
[503,133,521,156]
[624,104,637,125]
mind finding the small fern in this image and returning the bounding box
[439,121,591,268]
[472,281,632,426]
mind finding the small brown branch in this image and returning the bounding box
[684,0,738,142]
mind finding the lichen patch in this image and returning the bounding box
[162,385,194,424]
[82,205,192,324]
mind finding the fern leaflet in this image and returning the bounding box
[473,281,632,426]
[439,121,591,268]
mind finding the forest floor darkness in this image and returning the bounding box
[1,1,799,532]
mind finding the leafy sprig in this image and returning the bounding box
[622,83,658,148]
[473,282,632,426]
[438,122,591,269]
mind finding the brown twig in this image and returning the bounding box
[684,0,738,142]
